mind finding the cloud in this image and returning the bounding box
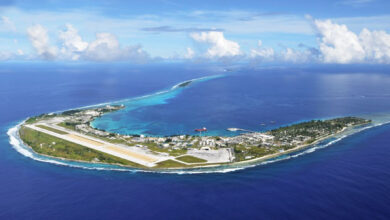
[359,29,390,63]
[84,32,149,62]
[25,23,149,62]
[280,48,317,63]
[314,19,365,63]
[0,51,12,60]
[58,24,149,62]
[59,24,88,60]
[141,26,224,33]
[0,49,25,61]
[338,0,375,7]
[84,32,120,61]
[237,12,286,21]
[183,47,194,59]
[314,19,390,64]
[250,47,275,61]
[190,31,241,58]
[250,38,319,63]
[250,45,317,63]
[1,16,15,31]
[27,24,57,60]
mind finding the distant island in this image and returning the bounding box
[18,105,371,169]
[178,80,192,87]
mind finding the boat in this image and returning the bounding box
[195,127,207,132]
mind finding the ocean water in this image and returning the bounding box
[2,63,390,219]
[92,65,390,136]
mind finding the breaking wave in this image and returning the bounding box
[6,72,390,174]
[7,118,390,175]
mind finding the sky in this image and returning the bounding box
[0,0,390,64]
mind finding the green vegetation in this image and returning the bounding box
[25,117,38,124]
[36,125,68,135]
[147,145,187,156]
[176,155,207,163]
[178,81,192,87]
[21,111,371,169]
[233,117,370,162]
[57,122,77,130]
[19,126,145,168]
[155,159,187,168]
[269,117,370,141]
[90,134,128,145]
[58,122,132,146]
[100,105,124,113]
[233,144,276,161]
[61,109,83,116]
[25,114,57,124]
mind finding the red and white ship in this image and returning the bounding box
[194,127,207,132]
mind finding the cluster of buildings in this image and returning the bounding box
[127,132,277,151]
[276,134,312,146]
[60,106,300,154]
[75,124,110,137]
[63,105,124,137]
[65,105,122,123]
[226,132,274,146]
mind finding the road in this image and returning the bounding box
[25,123,173,167]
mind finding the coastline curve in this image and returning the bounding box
[7,115,390,174]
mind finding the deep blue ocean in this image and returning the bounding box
[1,63,390,219]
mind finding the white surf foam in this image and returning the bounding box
[6,71,390,175]
[7,119,390,175]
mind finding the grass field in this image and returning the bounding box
[36,125,68,135]
[147,145,187,156]
[19,126,145,168]
[155,159,187,168]
[176,155,207,163]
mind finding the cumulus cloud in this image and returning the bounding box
[314,19,365,63]
[250,47,275,61]
[250,39,319,63]
[59,25,149,62]
[249,19,390,64]
[314,19,390,64]
[27,24,57,60]
[250,40,276,62]
[250,46,317,63]
[26,24,149,62]
[0,49,26,61]
[84,32,149,62]
[359,28,390,63]
[190,31,241,58]
[280,48,315,63]
[59,24,88,60]
[183,47,195,59]
[84,33,119,61]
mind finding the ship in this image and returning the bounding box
[195,127,207,132]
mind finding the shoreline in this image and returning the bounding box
[7,73,381,173]
[13,121,373,171]
[233,127,349,166]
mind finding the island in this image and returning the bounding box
[18,105,371,169]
